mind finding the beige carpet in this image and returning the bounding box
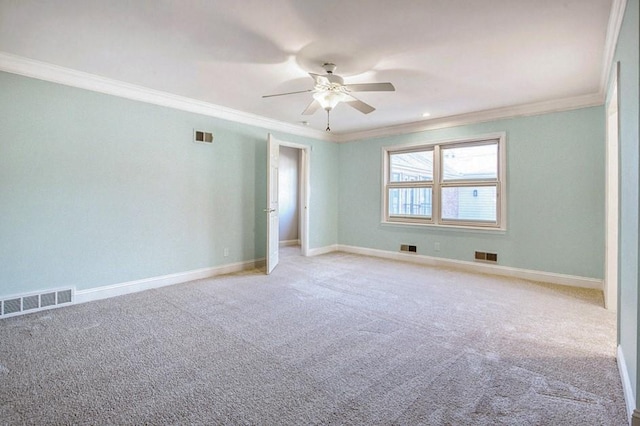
[0,247,628,425]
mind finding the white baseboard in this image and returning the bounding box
[279,239,300,247]
[618,345,637,425]
[307,244,339,257]
[313,244,602,290]
[75,258,265,305]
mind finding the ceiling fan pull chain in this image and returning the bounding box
[326,109,331,132]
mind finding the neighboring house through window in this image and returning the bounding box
[383,133,506,230]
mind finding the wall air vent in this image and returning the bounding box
[400,244,417,253]
[475,251,498,263]
[194,130,214,144]
[1,288,74,319]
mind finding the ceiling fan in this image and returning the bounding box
[262,63,395,131]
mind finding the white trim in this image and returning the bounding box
[617,345,636,425]
[380,220,507,234]
[0,52,332,142]
[605,62,620,311]
[279,239,301,247]
[600,0,628,98]
[332,93,603,143]
[278,140,310,150]
[319,244,602,290]
[74,258,265,305]
[307,244,339,257]
[382,132,508,153]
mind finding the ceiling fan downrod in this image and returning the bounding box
[326,109,331,132]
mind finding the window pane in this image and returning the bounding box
[390,150,433,182]
[389,187,432,217]
[442,143,497,181]
[441,186,497,222]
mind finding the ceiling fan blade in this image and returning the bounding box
[346,82,395,92]
[302,100,321,115]
[262,89,312,98]
[345,97,376,114]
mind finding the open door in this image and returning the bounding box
[266,133,280,274]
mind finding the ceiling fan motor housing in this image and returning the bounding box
[322,63,337,73]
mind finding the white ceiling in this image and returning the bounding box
[0,0,615,135]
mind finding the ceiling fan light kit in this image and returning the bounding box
[312,90,349,111]
[263,62,395,131]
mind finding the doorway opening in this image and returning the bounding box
[279,145,303,254]
[266,133,310,274]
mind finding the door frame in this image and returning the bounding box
[266,134,311,275]
[604,62,620,312]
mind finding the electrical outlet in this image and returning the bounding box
[434,242,440,252]
[223,248,229,257]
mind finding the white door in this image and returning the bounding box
[266,133,280,274]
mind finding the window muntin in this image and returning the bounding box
[383,135,505,229]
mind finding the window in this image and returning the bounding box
[383,133,505,229]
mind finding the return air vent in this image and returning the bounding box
[400,244,417,253]
[23,295,39,311]
[3,298,21,315]
[475,251,498,262]
[194,130,213,144]
[41,292,56,307]
[1,288,74,319]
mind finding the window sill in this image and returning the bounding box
[381,220,507,234]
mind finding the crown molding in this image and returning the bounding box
[599,0,627,98]
[331,92,604,143]
[0,51,609,145]
[0,52,333,142]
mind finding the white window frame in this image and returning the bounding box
[382,132,507,231]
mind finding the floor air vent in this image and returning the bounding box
[1,288,74,319]
[400,244,417,253]
[475,251,498,262]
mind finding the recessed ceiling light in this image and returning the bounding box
[422,112,431,117]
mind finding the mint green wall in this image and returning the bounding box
[0,71,336,296]
[339,107,605,279]
[610,0,639,408]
